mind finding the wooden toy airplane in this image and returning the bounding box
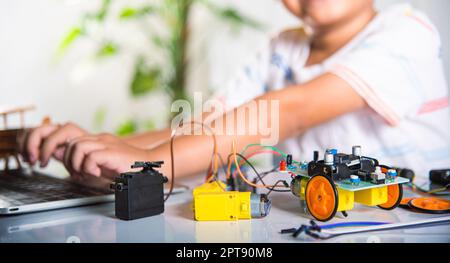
[0,105,40,170]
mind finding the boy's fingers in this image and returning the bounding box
[82,150,129,178]
[81,150,113,177]
[52,146,66,161]
[69,171,83,180]
[39,124,84,167]
[25,125,58,165]
[63,136,98,168]
[39,129,69,167]
[68,140,105,173]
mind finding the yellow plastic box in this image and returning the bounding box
[193,182,253,221]
[354,186,388,206]
[194,191,251,221]
[337,188,354,211]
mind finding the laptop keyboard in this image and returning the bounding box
[0,169,111,206]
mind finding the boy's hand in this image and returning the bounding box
[19,122,88,167]
[63,133,150,179]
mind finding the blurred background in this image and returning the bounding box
[1,0,449,135]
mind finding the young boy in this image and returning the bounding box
[21,0,449,180]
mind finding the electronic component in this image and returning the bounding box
[429,169,450,186]
[370,166,386,184]
[386,169,397,182]
[307,145,381,182]
[324,150,334,165]
[193,182,271,221]
[111,161,167,220]
[288,146,409,221]
[350,175,360,185]
[397,167,415,181]
[286,154,293,166]
[352,145,361,156]
[279,160,287,171]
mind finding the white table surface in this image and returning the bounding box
[1,176,449,243]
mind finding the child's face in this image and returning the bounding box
[282,0,374,28]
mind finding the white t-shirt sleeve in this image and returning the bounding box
[329,10,442,126]
[213,42,272,111]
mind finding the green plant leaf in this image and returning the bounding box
[119,7,137,18]
[57,26,83,56]
[96,42,119,58]
[217,8,263,29]
[202,2,263,30]
[115,119,137,136]
[151,35,167,48]
[96,0,112,21]
[119,6,154,19]
[130,59,161,97]
[56,0,112,58]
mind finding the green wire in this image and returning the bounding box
[239,143,302,165]
[230,143,303,175]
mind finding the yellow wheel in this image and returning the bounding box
[305,174,338,222]
[378,184,403,210]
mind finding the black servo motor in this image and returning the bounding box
[111,161,168,220]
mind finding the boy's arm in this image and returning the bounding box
[142,73,366,177]
[121,111,221,149]
[122,128,171,149]
[63,73,366,179]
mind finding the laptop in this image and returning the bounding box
[0,168,188,215]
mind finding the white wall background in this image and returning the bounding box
[1,0,449,133]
